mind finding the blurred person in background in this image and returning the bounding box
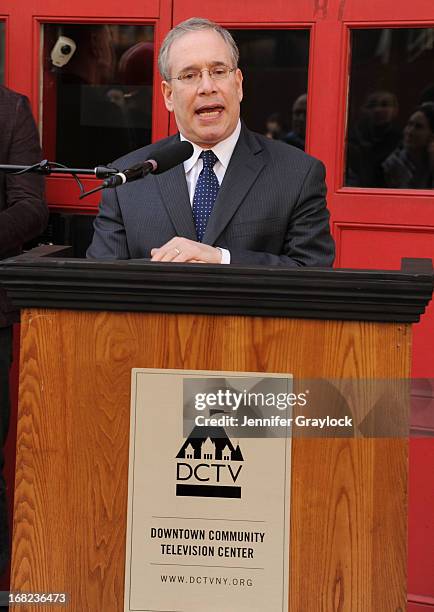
[114,41,154,149]
[0,85,47,578]
[283,93,307,150]
[383,102,434,188]
[264,112,287,140]
[346,90,401,186]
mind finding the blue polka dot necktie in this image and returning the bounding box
[192,150,220,242]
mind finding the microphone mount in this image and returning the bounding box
[0,159,119,198]
[0,141,194,200]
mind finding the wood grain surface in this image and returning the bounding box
[10,310,411,611]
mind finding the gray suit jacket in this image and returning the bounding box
[87,125,335,266]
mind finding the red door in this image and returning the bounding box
[1,0,433,605]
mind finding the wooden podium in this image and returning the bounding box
[0,247,432,612]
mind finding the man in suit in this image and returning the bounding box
[87,17,334,267]
[0,85,47,577]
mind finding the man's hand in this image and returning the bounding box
[151,237,222,263]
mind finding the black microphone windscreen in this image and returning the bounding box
[151,141,194,174]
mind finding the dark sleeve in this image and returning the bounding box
[228,159,335,267]
[86,187,131,259]
[0,95,48,256]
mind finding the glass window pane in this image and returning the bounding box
[345,28,434,189]
[41,23,154,168]
[0,22,5,84]
[230,29,310,151]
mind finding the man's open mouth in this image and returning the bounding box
[196,105,224,117]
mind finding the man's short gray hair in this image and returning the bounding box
[158,17,239,81]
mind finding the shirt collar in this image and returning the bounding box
[180,119,241,173]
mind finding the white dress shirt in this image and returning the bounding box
[180,119,241,264]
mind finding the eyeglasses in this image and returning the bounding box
[168,65,236,85]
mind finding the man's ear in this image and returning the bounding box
[161,80,174,112]
[235,68,243,103]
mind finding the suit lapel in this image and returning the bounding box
[154,144,197,241]
[203,127,266,245]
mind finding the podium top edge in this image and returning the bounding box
[0,248,432,324]
[0,251,433,281]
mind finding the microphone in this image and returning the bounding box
[102,141,194,188]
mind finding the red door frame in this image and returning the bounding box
[2,0,172,212]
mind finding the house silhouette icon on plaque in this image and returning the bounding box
[177,425,243,462]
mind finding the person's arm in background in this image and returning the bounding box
[0,93,48,257]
